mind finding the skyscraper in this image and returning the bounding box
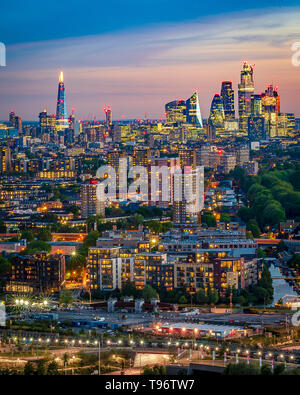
[186,91,203,129]
[209,93,225,136]
[56,71,69,131]
[165,99,186,123]
[238,61,254,133]
[104,105,112,127]
[221,81,235,120]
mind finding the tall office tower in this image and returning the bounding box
[277,114,288,137]
[238,61,254,133]
[55,71,69,131]
[248,116,266,141]
[68,108,75,131]
[261,85,280,138]
[165,99,186,123]
[9,110,16,128]
[104,105,112,127]
[221,81,235,120]
[286,113,296,134]
[209,93,225,135]
[39,109,48,129]
[15,116,22,133]
[186,91,203,128]
[0,146,11,173]
[251,94,263,116]
[80,179,105,218]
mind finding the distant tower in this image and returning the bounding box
[238,61,254,133]
[186,91,203,129]
[104,105,112,127]
[221,81,235,120]
[56,71,69,131]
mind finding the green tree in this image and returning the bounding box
[24,361,35,376]
[194,289,207,304]
[20,230,35,242]
[246,219,261,238]
[220,213,230,223]
[37,229,52,242]
[47,361,59,375]
[59,290,74,307]
[0,257,11,276]
[178,295,187,304]
[201,213,217,227]
[36,359,47,375]
[238,207,254,223]
[24,240,51,254]
[260,364,272,375]
[142,285,158,302]
[223,362,260,375]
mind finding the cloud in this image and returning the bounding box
[1,7,300,119]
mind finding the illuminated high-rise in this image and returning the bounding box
[186,91,203,129]
[220,81,235,120]
[104,105,112,127]
[209,93,225,136]
[56,71,69,131]
[238,61,254,133]
[165,99,186,123]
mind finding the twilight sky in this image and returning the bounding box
[0,1,300,121]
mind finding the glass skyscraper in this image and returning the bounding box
[185,91,203,128]
[221,81,235,120]
[56,71,69,131]
[238,61,254,133]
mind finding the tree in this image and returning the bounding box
[178,295,187,304]
[142,285,158,302]
[67,254,86,273]
[24,240,51,254]
[0,220,6,233]
[47,361,59,375]
[220,213,230,223]
[207,288,219,305]
[274,363,285,375]
[20,230,35,242]
[201,213,217,227]
[24,361,35,375]
[0,257,11,276]
[261,202,285,228]
[68,205,80,218]
[238,207,254,223]
[260,364,272,375]
[194,289,207,304]
[247,219,261,238]
[63,353,70,367]
[37,229,52,242]
[36,359,47,375]
[59,290,74,307]
[224,362,260,375]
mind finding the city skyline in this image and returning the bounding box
[0,5,300,120]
